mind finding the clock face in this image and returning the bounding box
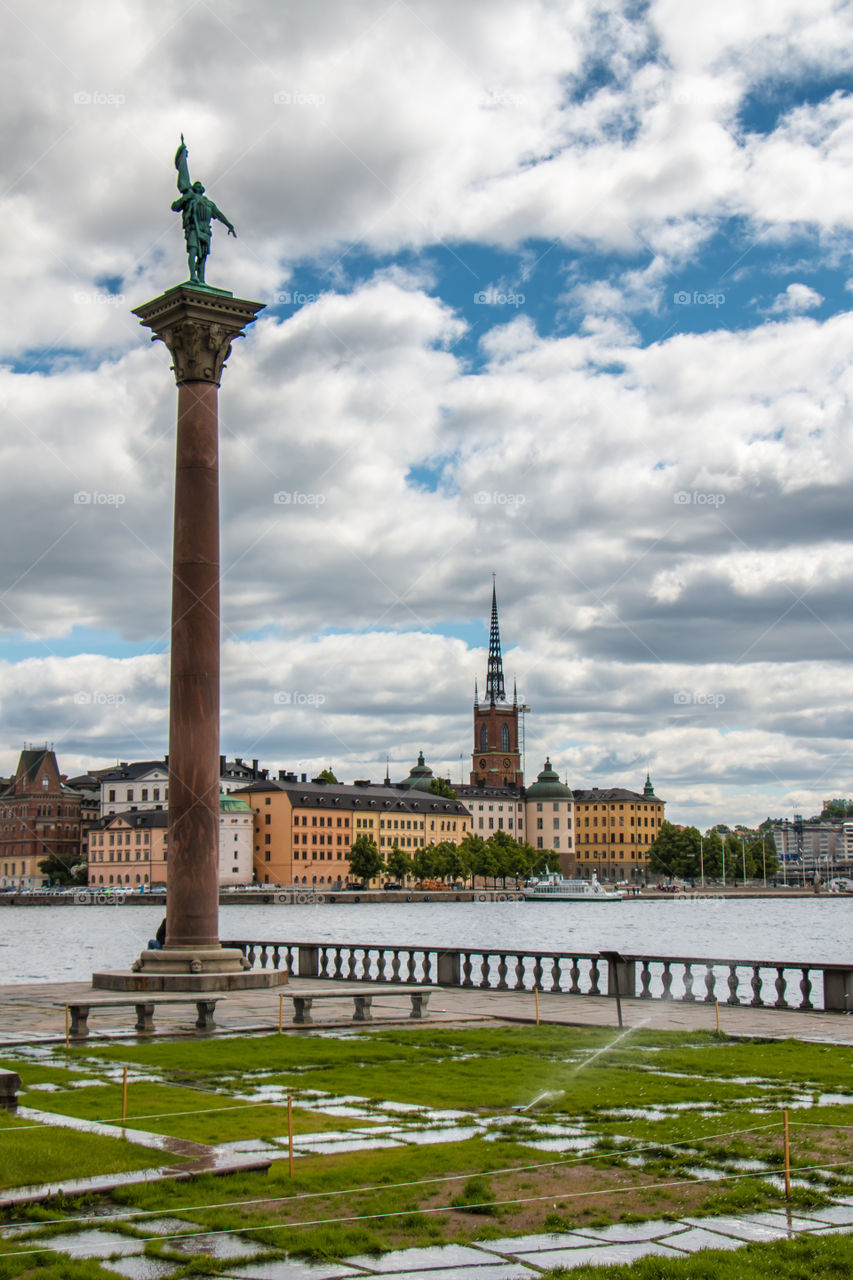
[479,758,487,768]
[503,757,512,768]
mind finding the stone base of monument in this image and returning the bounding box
[92,946,288,992]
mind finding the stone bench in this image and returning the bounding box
[55,995,225,1039]
[286,985,438,1025]
[0,1070,21,1113]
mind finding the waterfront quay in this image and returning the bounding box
[0,884,835,907]
[4,976,853,1048]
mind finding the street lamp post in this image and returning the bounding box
[699,834,705,888]
[761,833,767,888]
[741,834,747,886]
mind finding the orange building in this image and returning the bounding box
[236,777,471,887]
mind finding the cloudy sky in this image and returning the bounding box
[2,0,853,827]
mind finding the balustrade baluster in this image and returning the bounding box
[640,961,652,999]
[569,958,580,995]
[497,954,508,991]
[515,955,525,990]
[462,952,473,987]
[774,967,787,1009]
[726,964,740,1006]
[703,964,716,1003]
[533,957,543,992]
[480,953,490,988]
[246,944,257,969]
[799,968,814,1011]
[390,950,400,982]
[333,948,343,981]
[551,957,561,993]
[589,959,601,996]
[661,961,673,1001]
[408,951,417,983]
[682,962,694,1002]
[750,966,764,1007]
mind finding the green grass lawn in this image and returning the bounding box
[541,1232,853,1278]
[1,1024,852,1275]
[0,1112,168,1192]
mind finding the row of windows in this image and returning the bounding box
[291,814,350,827]
[107,788,165,802]
[580,850,650,860]
[293,832,347,845]
[579,803,662,812]
[581,835,653,846]
[584,816,660,827]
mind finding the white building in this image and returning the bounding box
[218,794,254,884]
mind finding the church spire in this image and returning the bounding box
[485,576,506,705]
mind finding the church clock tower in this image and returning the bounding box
[470,581,523,786]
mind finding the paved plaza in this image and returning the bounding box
[3,977,853,1046]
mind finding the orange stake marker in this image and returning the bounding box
[287,1094,294,1177]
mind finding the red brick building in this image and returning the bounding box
[0,749,83,889]
[470,581,523,786]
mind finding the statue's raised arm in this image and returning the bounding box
[175,134,192,194]
[170,135,236,287]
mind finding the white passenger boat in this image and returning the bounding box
[522,872,623,901]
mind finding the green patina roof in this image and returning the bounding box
[397,751,436,792]
[525,758,573,800]
[220,793,252,811]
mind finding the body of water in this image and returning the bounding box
[1,897,851,985]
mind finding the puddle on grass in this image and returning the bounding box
[164,1232,273,1259]
[291,1134,406,1154]
[124,1218,198,1236]
[36,1230,145,1259]
[100,1257,180,1280]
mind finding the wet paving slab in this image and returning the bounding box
[101,1257,181,1280]
[225,1261,373,1278]
[347,1243,532,1272]
[161,1231,274,1260]
[31,1228,146,1258]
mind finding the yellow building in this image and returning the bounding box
[236,776,471,887]
[572,775,664,884]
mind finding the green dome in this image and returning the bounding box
[525,758,573,800]
[220,793,252,811]
[397,751,436,792]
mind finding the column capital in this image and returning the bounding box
[132,285,265,385]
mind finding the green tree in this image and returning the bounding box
[428,777,457,799]
[412,844,438,881]
[347,833,382,885]
[38,851,88,886]
[385,844,411,883]
[648,822,702,880]
[459,833,487,885]
[814,798,853,821]
[315,767,339,784]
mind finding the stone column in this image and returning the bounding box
[93,286,286,992]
